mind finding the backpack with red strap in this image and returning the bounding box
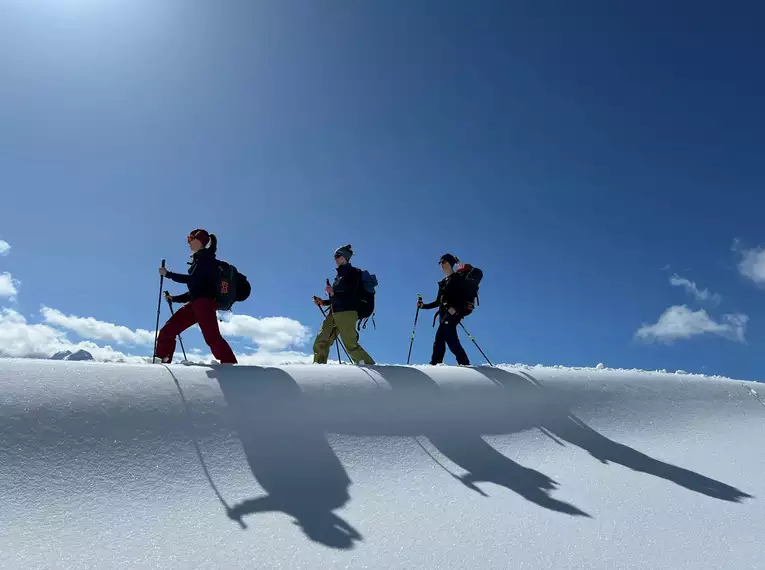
[454,264,483,316]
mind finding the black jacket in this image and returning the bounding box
[321,263,361,314]
[166,249,219,303]
[422,272,470,316]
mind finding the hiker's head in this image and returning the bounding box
[188,229,216,253]
[334,244,353,266]
[439,253,459,275]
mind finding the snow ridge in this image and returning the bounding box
[0,359,762,569]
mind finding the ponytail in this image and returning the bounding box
[208,234,218,255]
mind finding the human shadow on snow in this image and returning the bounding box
[374,365,590,517]
[207,366,362,550]
[200,363,750,548]
[472,366,752,504]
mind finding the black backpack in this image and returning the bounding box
[216,260,251,311]
[355,268,378,329]
[454,264,483,315]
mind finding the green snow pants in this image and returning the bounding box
[313,310,375,364]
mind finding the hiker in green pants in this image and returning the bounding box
[312,244,375,365]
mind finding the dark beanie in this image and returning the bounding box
[440,253,459,267]
[334,244,354,262]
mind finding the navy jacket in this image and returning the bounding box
[321,263,361,314]
[166,249,219,303]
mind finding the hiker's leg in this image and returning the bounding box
[155,303,197,363]
[193,298,238,364]
[430,317,448,365]
[313,314,337,364]
[335,311,375,364]
[444,317,470,366]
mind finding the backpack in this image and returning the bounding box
[355,268,378,329]
[454,264,483,316]
[215,260,251,311]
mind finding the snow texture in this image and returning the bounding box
[0,359,762,569]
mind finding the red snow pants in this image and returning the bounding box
[155,298,237,364]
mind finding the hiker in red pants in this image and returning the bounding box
[155,229,237,364]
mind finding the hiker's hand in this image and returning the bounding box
[159,267,168,277]
[325,285,333,296]
[417,300,424,309]
[313,296,323,306]
[165,292,172,302]
[448,307,457,315]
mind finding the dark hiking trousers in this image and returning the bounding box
[430,313,470,366]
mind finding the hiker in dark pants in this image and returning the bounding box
[418,253,470,366]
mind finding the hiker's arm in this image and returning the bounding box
[165,270,190,284]
[421,290,441,310]
[170,292,191,304]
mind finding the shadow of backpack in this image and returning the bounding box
[454,264,482,316]
[356,268,378,330]
[215,260,252,311]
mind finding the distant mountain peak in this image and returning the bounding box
[50,349,94,362]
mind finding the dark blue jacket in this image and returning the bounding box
[322,263,361,314]
[166,249,218,303]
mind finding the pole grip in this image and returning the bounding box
[161,259,166,268]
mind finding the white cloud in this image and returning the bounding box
[636,305,748,344]
[0,304,314,364]
[40,306,155,345]
[218,313,311,351]
[0,240,10,256]
[0,308,147,362]
[0,273,19,298]
[736,244,765,286]
[669,274,721,305]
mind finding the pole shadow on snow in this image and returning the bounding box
[370,366,591,517]
[472,366,752,504]
[205,366,363,550]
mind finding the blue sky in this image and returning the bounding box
[1,0,764,378]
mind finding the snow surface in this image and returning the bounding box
[0,359,763,569]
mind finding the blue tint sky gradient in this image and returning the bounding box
[1,0,764,378]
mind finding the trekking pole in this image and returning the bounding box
[153,259,165,364]
[165,291,188,361]
[406,295,422,365]
[459,322,494,366]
